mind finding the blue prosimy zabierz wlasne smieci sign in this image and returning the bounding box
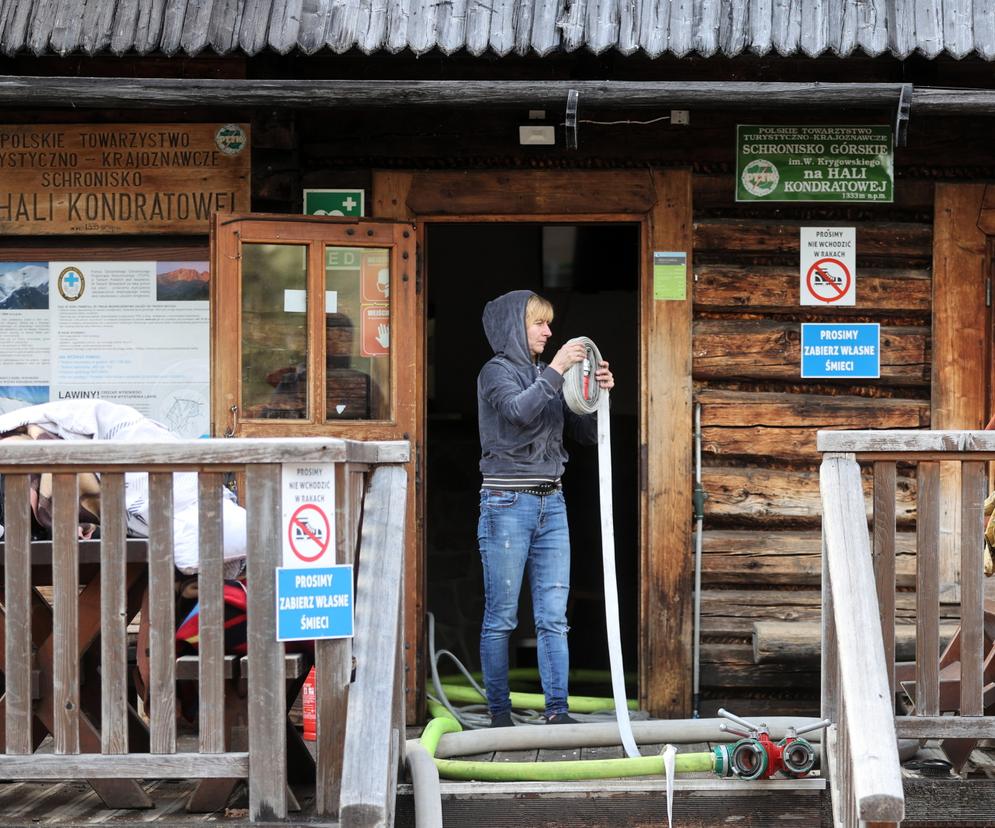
[276,566,354,642]
[800,323,880,379]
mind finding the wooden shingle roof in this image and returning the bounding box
[2,0,993,60]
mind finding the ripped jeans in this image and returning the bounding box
[478,488,571,718]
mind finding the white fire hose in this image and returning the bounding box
[562,337,640,760]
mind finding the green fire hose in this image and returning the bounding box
[419,716,714,782]
[436,682,638,713]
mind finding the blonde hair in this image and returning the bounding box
[525,294,554,326]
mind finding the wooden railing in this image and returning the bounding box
[819,430,995,827]
[0,436,408,824]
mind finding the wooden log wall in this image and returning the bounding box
[692,173,935,716]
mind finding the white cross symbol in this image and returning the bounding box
[342,196,357,212]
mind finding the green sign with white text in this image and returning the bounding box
[653,252,687,301]
[736,125,893,203]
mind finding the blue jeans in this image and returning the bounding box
[478,489,571,718]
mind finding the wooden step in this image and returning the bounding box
[396,778,827,827]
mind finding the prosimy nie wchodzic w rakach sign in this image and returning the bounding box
[736,125,893,202]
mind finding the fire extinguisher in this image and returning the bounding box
[302,666,317,741]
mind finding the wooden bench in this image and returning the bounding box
[0,538,153,808]
[174,651,315,813]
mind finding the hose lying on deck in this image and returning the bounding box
[437,682,639,713]
[416,716,714,782]
[425,715,829,758]
[404,742,443,828]
[406,712,923,827]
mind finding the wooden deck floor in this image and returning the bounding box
[0,779,330,827]
[0,735,330,828]
[1,735,994,827]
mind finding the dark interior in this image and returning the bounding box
[425,222,639,691]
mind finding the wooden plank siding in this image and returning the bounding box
[5,0,995,57]
[692,175,934,714]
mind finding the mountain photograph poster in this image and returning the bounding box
[0,260,210,438]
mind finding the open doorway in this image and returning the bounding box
[425,222,640,695]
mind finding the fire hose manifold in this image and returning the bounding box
[712,708,829,780]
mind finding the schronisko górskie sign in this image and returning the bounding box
[0,124,251,234]
[736,125,893,202]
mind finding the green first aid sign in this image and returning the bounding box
[303,189,365,216]
[736,126,893,203]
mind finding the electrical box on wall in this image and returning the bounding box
[519,125,556,145]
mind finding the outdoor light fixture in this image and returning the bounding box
[519,125,556,145]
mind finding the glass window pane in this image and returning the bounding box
[325,246,391,421]
[241,243,308,420]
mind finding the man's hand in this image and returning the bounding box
[549,341,587,375]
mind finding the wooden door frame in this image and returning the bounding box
[373,169,694,718]
[932,184,991,602]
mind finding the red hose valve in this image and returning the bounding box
[714,709,828,780]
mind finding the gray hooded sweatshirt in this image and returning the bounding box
[477,290,597,486]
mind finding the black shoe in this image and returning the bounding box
[544,712,579,724]
[490,711,515,728]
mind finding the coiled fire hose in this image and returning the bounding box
[561,336,640,760]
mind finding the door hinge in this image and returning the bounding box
[987,276,991,308]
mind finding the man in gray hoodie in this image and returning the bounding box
[477,290,614,727]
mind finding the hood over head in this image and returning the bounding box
[482,290,534,366]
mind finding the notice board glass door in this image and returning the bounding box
[210,214,417,441]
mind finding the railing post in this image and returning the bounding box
[246,463,287,821]
[52,473,80,756]
[147,473,177,754]
[916,461,941,716]
[3,474,33,755]
[316,461,360,817]
[960,461,987,716]
[197,473,226,756]
[99,473,129,755]
[820,522,837,764]
[872,461,897,698]
[820,451,905,825]
[340,464,408,828]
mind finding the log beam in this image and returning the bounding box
[0,77,908,109]
[2,77,995,115]
[753,621,958,664]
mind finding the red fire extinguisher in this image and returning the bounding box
[302,666,317,741]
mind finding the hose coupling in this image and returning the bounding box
[712,744,734,778]
[778,736,817,777]
[730,738,770,781]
